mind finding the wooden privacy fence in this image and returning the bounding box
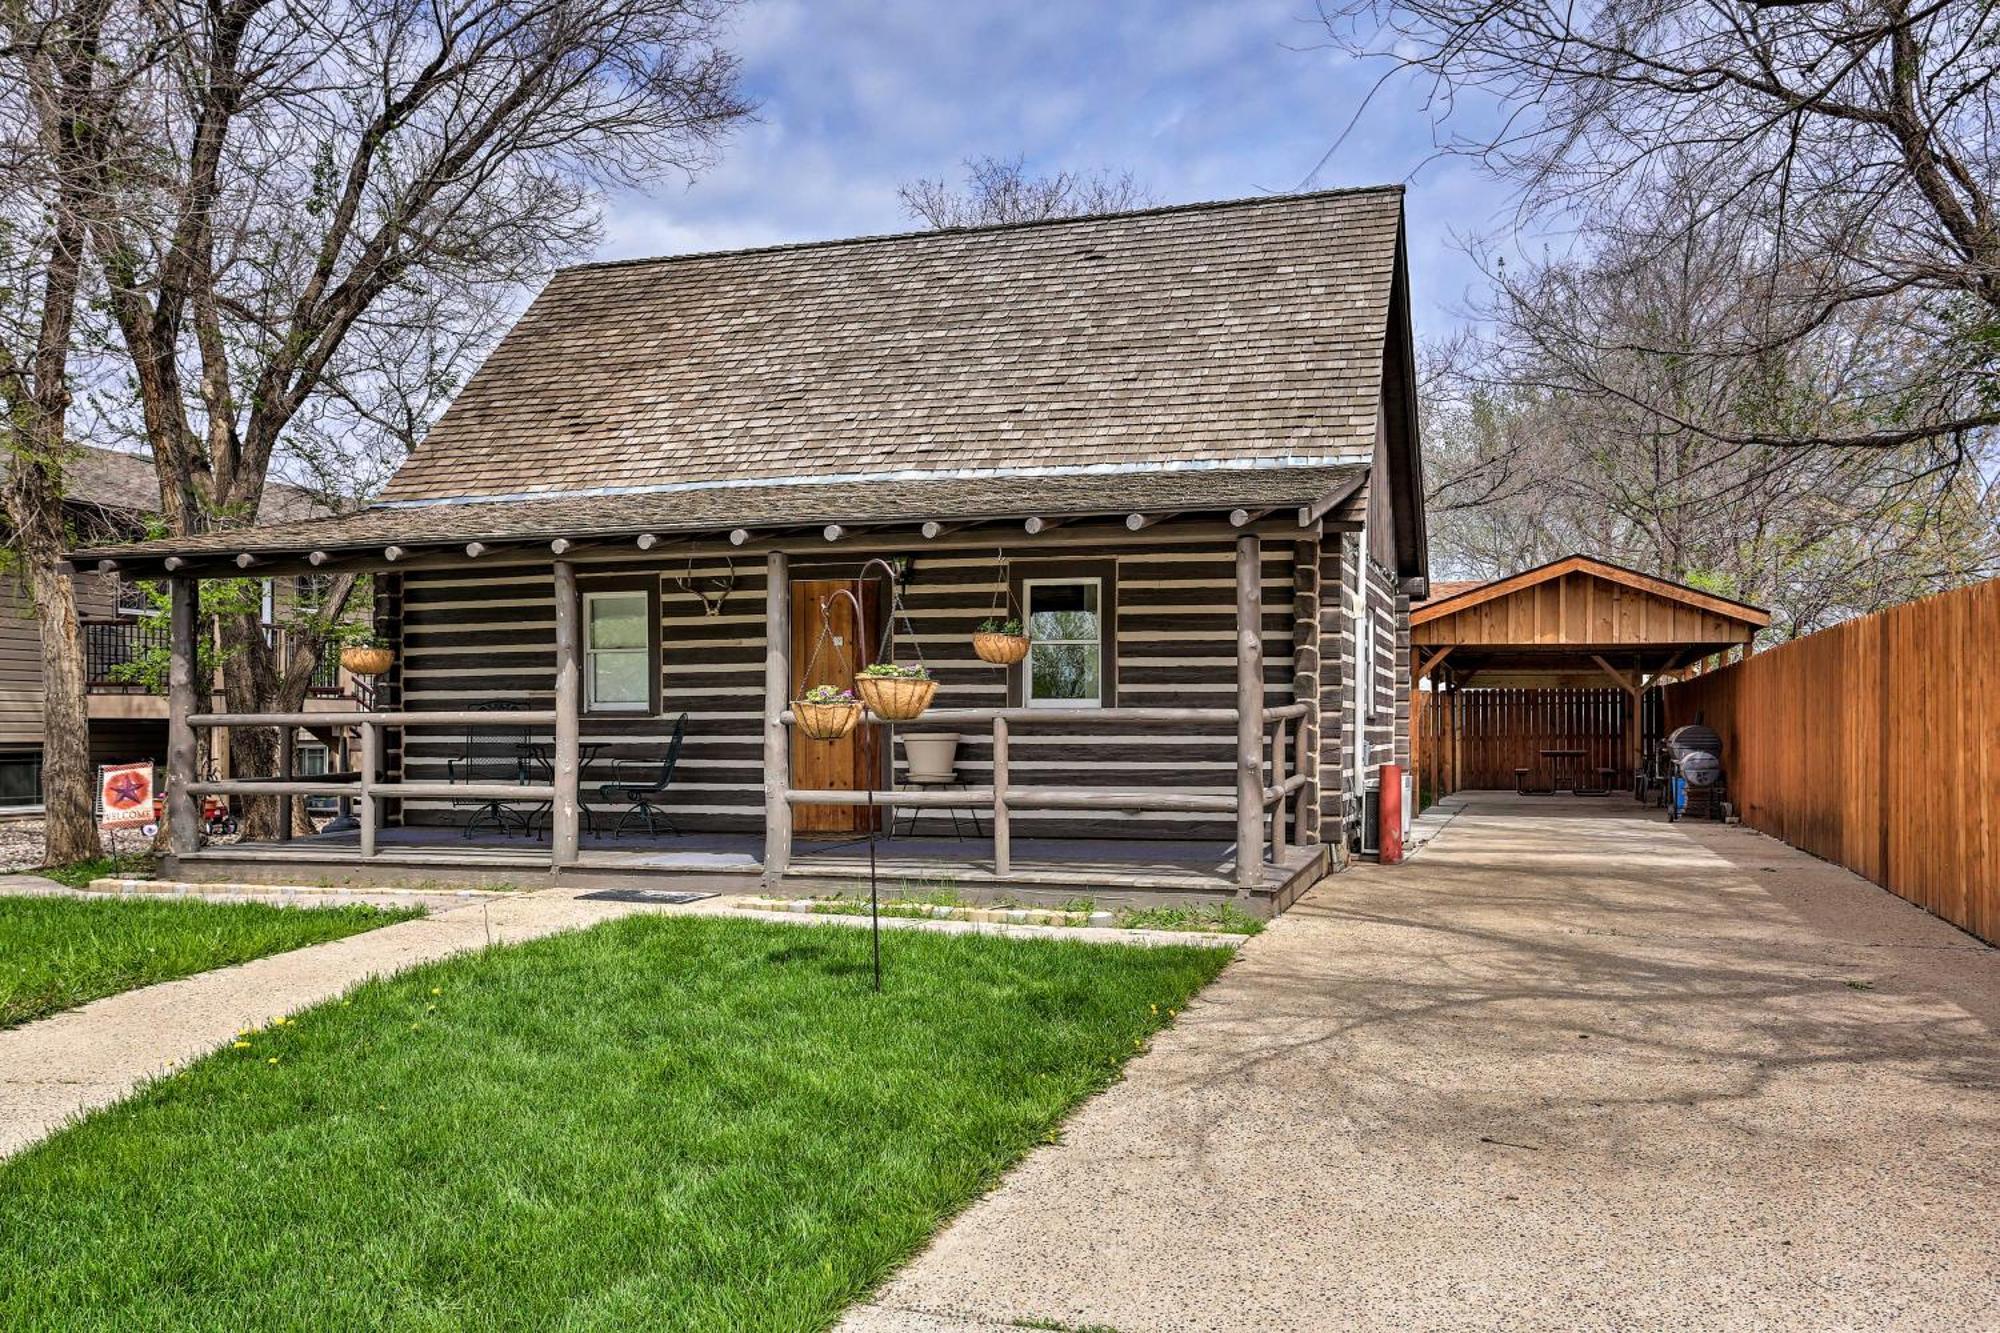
[1418,687,1635,796]
[1665,577,1999,946]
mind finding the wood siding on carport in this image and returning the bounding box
[1420,687,1631,792]
[1414,568,1749,648]
[389,520,1323,841]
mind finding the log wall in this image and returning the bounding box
[1665,577,2000,945]
[390,519,1345,841]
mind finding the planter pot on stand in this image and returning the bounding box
[900,732,961,784]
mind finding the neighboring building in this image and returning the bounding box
[1,447,356,810]
[72,188,1429,912]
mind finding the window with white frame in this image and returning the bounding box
[1023,578,1103,707]
[584,590,652,712]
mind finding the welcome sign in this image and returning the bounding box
[97,762,156,832]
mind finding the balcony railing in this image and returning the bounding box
[82,618,169,688]
[82,618,346,696]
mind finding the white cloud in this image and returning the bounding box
[593,0,1514,339]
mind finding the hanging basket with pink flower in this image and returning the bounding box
[793,684,863,741]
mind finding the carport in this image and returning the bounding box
[1411,555,1769,796]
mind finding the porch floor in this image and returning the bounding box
[177,825,1328,911]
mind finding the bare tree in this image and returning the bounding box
[51,0,750,834]
[1321,0,1999,453]
[0,0,153,861]
[900,154,1153,228]
[1423,188,2000,637]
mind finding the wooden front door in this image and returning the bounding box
[790,578,881,835]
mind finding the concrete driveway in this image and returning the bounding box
[843,794,2000,1332]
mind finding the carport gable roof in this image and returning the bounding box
[1412,555,1769,680]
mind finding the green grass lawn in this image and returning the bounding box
[0,895,422,1028]
[0,915,1230,1331]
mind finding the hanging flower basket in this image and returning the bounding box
[855,664,937,721]
[972,617,1030,665]
[794,686,863,741]
[340,645,394,676]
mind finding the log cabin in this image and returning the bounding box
[67,187,1429,915]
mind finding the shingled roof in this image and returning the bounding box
[381,186,1406,505]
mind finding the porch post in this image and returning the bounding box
[552,559,581,865]
[762,549,791,884]
[166,576,200,856]
[276,726,294,841]
[1270,716,1288,862]
[1235,533,1264,890]
[1293,536,1322,844]
[360,721,380,858]
[992,716,1011,875]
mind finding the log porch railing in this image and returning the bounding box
[180,711,559,860]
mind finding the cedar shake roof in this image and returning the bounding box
[72,463,1364,564]
[380,187,1406,504]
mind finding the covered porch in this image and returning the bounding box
[80,469,1358,917]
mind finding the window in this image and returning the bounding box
[1024,578,1104,707]
[115,577,153,617]
[295,743,335,814]
[0,753,41,808]
[584,589,653,712]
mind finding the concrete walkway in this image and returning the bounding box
[843,794,2000,1333]
[0,887,662,1159]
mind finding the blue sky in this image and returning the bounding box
[596,0,1511,341]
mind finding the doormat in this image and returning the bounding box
[575,888,716,906]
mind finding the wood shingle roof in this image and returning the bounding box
[380,187,1405,505]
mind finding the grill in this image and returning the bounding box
[1663,722,1725,820]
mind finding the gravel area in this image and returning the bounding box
[0,811,332,876]
[0,819,45,872]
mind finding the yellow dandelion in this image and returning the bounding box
[266,1057,280,1066]
[430,987,442,996]
[232,1041,252,1050]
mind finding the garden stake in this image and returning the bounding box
[868,787,882,991]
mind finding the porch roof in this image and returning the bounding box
[66,461,1365,576]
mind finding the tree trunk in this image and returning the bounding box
[221,611,281,839]
[22,533,100,864]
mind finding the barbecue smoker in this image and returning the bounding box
[1662,721,1726,822]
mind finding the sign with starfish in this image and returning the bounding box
[98,762,156,832]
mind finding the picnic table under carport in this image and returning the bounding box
[1409,555,1770,796]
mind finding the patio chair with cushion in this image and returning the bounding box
[597,712,688,838]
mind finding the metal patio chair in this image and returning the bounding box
[451,700,537,838]
[597,712,688,838]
